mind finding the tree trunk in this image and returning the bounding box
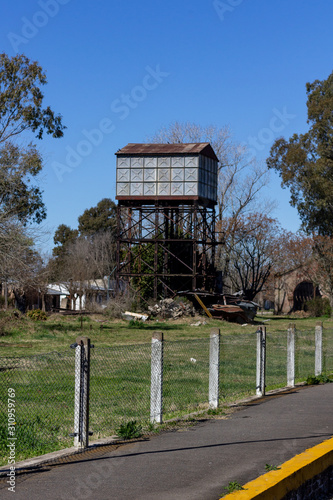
[4,281,8,310]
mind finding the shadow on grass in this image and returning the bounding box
[38,320,186,335]
[118,322,185,331]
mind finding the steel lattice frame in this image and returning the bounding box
[116,201,216,300]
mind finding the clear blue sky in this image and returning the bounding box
[1,0,333,253]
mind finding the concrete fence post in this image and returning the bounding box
[73,336,91,448]
[315,321,323,376]
[256,326,266,396]
[209,328,220,408]
[150,331,164,424]
[287,323,295,387]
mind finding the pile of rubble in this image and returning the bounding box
[148,298,195,319]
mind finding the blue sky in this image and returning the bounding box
[1,0,333,253]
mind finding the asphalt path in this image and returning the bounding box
[1,384,332,500]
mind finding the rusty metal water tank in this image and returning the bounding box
[115,143,218,206]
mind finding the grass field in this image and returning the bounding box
[0,310,332,466]
[1,309,333,355]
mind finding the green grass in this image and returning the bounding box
[224,481,245,493]
[0,310,333,465]
[1,310,333,356]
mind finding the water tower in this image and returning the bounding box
[115,143,218,301]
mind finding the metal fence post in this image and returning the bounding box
[315,321,323,376]
[287,323,295,387]
[150,331,163,424]
[209,328,220,408]
[256,326,266,396]
[73,336,91,448]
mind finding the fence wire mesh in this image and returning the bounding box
[163,338,210,418]
[0,350,75,466]
[323,328,333,374]
[89,343,151,439]
[295,329,316,381]
[219,333,257,402]
[266,331,288,390]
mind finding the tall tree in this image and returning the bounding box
[0,221,44,309]
[78,198,117,236]
[267,70,333,236]
[311,236,333,310]
[53,224,79,257]
[0,53,65,225]
[0,52,65,142]
[0,53,65,304]
[0,141,45,224]
[227,214,281,300]
[51,199,117,297]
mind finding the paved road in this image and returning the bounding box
[1,384,332,500]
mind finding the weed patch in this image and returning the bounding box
[116,420,143,439]
[224,481,245,493]
[265,463,281,471]
[306,374,332,385]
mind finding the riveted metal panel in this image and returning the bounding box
[144,183,156,196]
[171,168,184,182]
[158,168,170,182]
[185,156,198,168]
[117,183,130,196]
[171,182,183,195]
[185,168,197,181]
[144,157,157,168]
[117,169,130,182]
[118,157,130,168]
[158,157,170,168]
[130,169,143,182]
[171,157,184,168]
[144,168,156,182]
[130,183,143,196]
[158,182,170,195]
[131,157,143,168]
[184,182,197,195]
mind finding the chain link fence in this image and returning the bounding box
[163,338,210,418]
[0,351,74,465]
[266,331,288,390]
[220,333,257,402]
[1,324,332,466]
[90,343,151,439]
[295,329,316,382]
[323,328,333,373]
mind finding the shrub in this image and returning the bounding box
[304,297,331,317]
[306,374,332,385]
[26,309,48,321]
[128,319,146,329]
[0,310,22,336]
[104,292,138,319]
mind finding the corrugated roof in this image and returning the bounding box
[115,143,219,161]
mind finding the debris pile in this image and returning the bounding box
[121,311,149,322]
[148,298,195,319]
